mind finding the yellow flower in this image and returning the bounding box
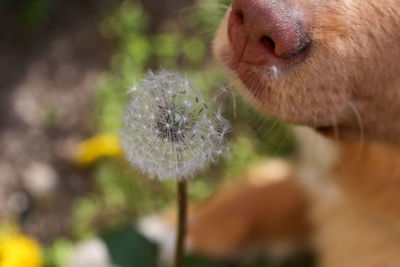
[0,234,43,267]
[75,133,123,166]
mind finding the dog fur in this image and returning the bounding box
[208,1,400,266]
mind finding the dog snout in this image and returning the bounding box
[228,0,310,65]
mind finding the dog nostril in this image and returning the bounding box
[228,0,310,65]
[232,10,244,25]
[294,41,310,57]
[260,36,276,54]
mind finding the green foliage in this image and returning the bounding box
[0,0,51,32]
[154,34,181,59]
[44,238,74,267]
[183,37,206,64]
[181,0,233,33]
[20,0,50,30]
[99,1,149,39]
[72,159,175,239]
[102,226,159,267]
[96,1,151,133]
[72,197,99,238]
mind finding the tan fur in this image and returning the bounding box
[214,0,400,142]
[191,0,400,266]
[313,142,400,267]
[188,165,311,260]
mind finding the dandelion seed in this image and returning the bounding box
[126,85,137,94]
[121,70,230,181]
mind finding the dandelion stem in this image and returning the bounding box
[174,180,187,267]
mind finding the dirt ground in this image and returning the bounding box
[0,0,112,242]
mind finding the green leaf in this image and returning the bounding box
[102,225,159,267]
[183,37,206,64]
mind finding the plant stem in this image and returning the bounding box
[174,180,187,267]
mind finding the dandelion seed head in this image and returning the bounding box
[121,70,230,181]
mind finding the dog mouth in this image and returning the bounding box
[230,64,366,141]
[234,63,268,99]
[315,126,337,136]
[219,43,365,141]
[315,125,365,140]
[222,45,310,102]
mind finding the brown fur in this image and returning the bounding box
[313,142,400,267]
[186,1,400,266]
[214,0,400,141]
[188,165,311,260]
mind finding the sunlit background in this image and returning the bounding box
[0,0,308,266]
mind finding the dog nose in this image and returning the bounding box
[228,0,310,64]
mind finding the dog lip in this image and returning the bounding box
[232,62,266,98]
[316,126,334,132]
[227,41,311,68]
[315,125,366,140]
[224,40,311,76]
[223,30,309,61]
[313,125,341,139]
[222,41,311,101]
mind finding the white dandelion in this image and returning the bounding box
[121,70,230,181]
[121,70,230,267]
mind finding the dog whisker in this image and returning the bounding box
[347,100,364,145]
[270,65,279,80]
[331,116,339,142]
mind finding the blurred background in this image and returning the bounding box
[0,0,310,266]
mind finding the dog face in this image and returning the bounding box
[214,0,400,142]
